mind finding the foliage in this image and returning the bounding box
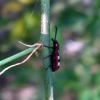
[0,0,100,100]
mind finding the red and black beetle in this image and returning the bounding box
[44,26,60,72]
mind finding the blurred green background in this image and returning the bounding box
[0,0,100,100]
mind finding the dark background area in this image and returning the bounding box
[0,0,100,100]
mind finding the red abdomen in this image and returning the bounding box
[51,50,60,72]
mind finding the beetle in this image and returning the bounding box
[44,26,60,72]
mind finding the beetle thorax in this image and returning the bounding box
[54,43,59,50]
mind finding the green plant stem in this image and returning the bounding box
[0,47,35,66]
[41,0,53,100]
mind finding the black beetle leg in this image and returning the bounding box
[44,55,51,59]
[44,45,53,49]
[46,65,51,71]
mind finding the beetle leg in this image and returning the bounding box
[44,55,51,59]
[46,65,51,71]
[44,45,53,49]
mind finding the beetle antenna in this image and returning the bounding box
[55,26,57,40]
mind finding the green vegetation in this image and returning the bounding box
[0,0,100,100]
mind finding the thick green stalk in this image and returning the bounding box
[41,0,53,100]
